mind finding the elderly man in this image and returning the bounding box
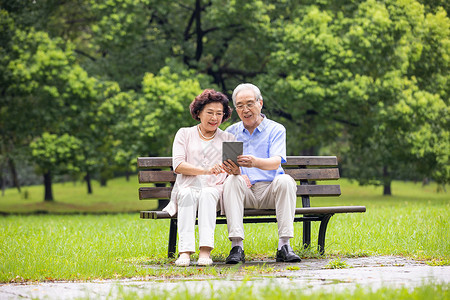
[222,83,301,264]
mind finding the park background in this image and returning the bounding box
[0,0,449,296]
[1,0,448,201]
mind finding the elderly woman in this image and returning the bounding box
[163,89,235,266]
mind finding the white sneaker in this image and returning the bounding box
[175,257,190,267]
[197,257,213,266]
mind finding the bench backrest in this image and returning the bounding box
[137,156,341,208]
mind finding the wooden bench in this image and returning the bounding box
[138,156,366,258]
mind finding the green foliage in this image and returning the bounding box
[260,0,449,189]
[0,11,106,183]
[0,9,127,196]
[1,0,449,194]
[30,133,84,174]
[86,0,164,89]
[114,65,204,165]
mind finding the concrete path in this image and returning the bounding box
[1,256,449,299]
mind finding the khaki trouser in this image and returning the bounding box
[223,174,297,240]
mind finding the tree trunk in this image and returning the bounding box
[383,165,392,196]
[194,0,203,61]
[85,172,93,194]
[8,157,21,193]
[300,146,317,156]
[1,170,4,197]
[100,177,107,187]
[383,182,392,195]
[44,171,54,201]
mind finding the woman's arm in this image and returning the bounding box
[175,162,223,175]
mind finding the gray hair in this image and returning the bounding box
[231,83,263,106]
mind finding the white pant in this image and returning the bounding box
[177,187,219,253]
[223,174,297,240]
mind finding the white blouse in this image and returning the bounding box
[163,125,235,216]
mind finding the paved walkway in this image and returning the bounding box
[1,256,449,299]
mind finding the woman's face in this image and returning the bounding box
[198,102,224,133]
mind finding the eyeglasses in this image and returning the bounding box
[235,101,259,110]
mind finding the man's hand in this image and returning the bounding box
[237,155,258,168]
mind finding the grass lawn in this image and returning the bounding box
[0,176,158,213]
[0,177,448,284]
[116,283,449,300]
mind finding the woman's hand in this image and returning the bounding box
[206,163,224,175]
[222,159,241,175]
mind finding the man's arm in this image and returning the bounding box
[237,155,281,170]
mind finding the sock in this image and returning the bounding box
[278,237,290,250]
[231,237,244,249]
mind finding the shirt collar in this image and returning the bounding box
[257,114,267,132]
[240,114,267,134]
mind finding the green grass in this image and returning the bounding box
[312,179,450,259]
[324,257,349,269]
[0,178,448,283]
[0,176,158,213]
[113,283,449,300]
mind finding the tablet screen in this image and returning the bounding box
[222,142,243,166]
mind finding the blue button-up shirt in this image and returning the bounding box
[225,115,286,184]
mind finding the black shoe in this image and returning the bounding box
[226,246,245,264]
[276,245,301,262]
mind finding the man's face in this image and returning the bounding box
[235,89,263,130]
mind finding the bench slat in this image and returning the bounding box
[138,184,341,200]
[139,171,176,183]
[140,206,366,219]
[296,185,341,196]
[138,169,339,184]
[285,168,339,180]
[284,156,337,166]
[139,187,172,199]
[138,157,172,168]
[137,156,338,169]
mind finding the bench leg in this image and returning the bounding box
[303,221,311,249]
[317,214,333,255]
[168,219,177,258]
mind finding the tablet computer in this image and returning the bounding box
[222,142,243,166]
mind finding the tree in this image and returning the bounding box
[113,64,205,209]
[14,0,278,92]
[30,133,84,201]
[1,10,108,200]
[2,0,448,197]
[257,0,449,194]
